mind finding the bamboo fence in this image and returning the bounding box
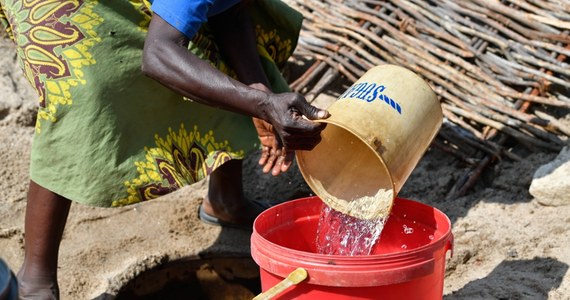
[284,0,570,198]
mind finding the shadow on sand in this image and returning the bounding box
[445,257,568,300]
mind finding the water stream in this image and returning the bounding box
[315,204,388,256]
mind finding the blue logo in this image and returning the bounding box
[339,82,402,114]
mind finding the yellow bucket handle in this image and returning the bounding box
[253,268,308,300]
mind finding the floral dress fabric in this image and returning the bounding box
[0,0,302,207]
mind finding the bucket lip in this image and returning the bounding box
[295,121,396,220]
[252,196,453,264]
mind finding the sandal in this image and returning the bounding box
[198,204,255,231]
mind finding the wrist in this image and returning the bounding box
[249,82,271,93]
[255,89,272,121]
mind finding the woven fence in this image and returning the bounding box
[284,0,570,197]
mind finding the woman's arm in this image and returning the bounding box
[208,2,270,88]
[209,3,291,175]
[141,11,329,152]
[141,14,266,118]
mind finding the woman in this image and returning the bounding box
[0,0,328,298]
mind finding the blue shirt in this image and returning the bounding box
[150,0,241,39]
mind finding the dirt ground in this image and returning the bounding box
[1,34,570,299]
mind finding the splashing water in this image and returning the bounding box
[316,204,388,256]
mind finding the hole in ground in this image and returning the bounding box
[115,256,261,299]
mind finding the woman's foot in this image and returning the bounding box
[17,271,59,300]
[17,181,70,300]
[200,159,264,229]
[199,196,263,230]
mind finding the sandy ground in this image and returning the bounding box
[1,34,570,299]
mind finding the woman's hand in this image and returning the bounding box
[250,83,328,176]
[262,92,329,150]
[249,83,293,176]
[255,91,330,176]
[253,117,293,176]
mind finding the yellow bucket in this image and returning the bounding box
[296,64,442,220]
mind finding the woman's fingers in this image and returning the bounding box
[259,146,270,165]
[260,147,294,176]
[262,147,280,173]
[296,100,330,121]
[273,151,294,176]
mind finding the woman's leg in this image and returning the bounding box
[201,159,263,227]
[17,180,71,300]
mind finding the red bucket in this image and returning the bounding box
[251,196,453,300]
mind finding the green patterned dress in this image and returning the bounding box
[0,0,302,207]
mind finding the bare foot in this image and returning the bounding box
[17,271,59,300]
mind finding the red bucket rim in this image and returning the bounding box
[253,196,452,258]
[251,196,454,286]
